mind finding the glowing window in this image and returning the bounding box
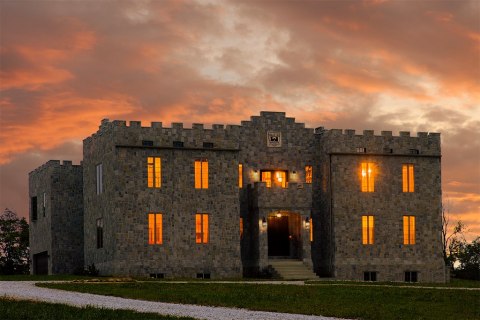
[361,162,375,192]
[274,171,287,188]
[362,215,374,245]
[403,215,416,245]
[147,157,161,188]
[261,171,272,188]
[240,217,244,239]
[305,165,312,184]
[194,159,208,189]
[402,164,414,192]
[148,213,163,245]
[310,218,313,242]
[196,213,209,243]
[238,164,243,188]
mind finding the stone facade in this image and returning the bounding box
[29,160,84,274]
[29,111,446,282]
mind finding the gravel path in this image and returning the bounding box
[0,281,347,320]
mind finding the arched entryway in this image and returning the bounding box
[267,211,302,259]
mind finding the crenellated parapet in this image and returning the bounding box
[29,160,81,176]
[316,128,441,156]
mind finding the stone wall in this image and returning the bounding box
[29,160,83,274]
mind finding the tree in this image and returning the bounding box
[441,202,466,267]
[0,208,29,274]
[454,237,480,281]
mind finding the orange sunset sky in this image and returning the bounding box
[0,0,479,240]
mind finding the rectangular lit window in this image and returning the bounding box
[274,171,287,188]
[96,164,103,194]
[309,218,313,242]
[240,217,244,239]
[96,218,103,249]
[147,157,161,188]
[195,213,209,244]
[403,215,416,245]
[362,215,374,245]
[194,159,208,189]
[402,164,414,192]
[305,165,312,184]
[261,171,272,188]
[238,164,243,188]
[148,213,163,245]
[361,162,375,192]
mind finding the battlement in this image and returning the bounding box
[324,128,440,139]
[29,160,81,176]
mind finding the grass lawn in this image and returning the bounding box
[39,282,480,320]
[306,278,480,288]
[0,297,194,320]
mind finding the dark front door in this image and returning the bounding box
[33,251,48,275]
[268,216,290,256]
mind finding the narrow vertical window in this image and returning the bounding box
[31,196,38,221]
[148,213,163,245]
[147,157,161,188]
[96,164,103,194]
[361,162,375,192]
[195,213,209,244]
[261,171,272,188]
[310,218,313,242]
[96,218,103,249]
[305,165,312,184]
[240,217,244,239]
[194,159,208,189]
[402,164,414,192]
[403,215,416,245]
[238,164,243,188]
[362,215,374,244]
[43,192,46,217]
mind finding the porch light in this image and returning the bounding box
[276,213,282,218]
[261,217,267,228]
[305,217,310,229]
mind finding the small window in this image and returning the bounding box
[31,196,38,221]
[150,273,165,279]
[238,164,243,188]
[356,147,366,153]
[194,159,208,189]
[405,271,418,282]
[148,213,163,245]
[203,142,214,149]
[364,271,377,281]
[43,192,46,217]
[96,164,103,195]
[173,141,184,148]
[261,170,287,188]
[402,164,414,192]
[142,140,154,146]
[362,215,374,245]
[361,162,375,192]
[240,217,244,239]
[96,218,103,249]
[147,157,161,188]
[305,165,312,184]
[309,217,313,242]
[195,213,209,244]
[383,147,393,153]
[196,273,210,279]
[261,171,272,188]
[403,216,416,245]
[409,149,419,155]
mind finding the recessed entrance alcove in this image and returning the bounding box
[267,211,302,259]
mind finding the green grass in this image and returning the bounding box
[39,282,480,320]
[0,297,194,320]
[306,278,480,288]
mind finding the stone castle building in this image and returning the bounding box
[29,111,446,282]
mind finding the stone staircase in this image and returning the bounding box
[269,259,318,280]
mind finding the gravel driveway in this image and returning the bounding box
[0,281,348,320]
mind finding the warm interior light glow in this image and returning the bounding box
[361,162,375,192]
[274,171,287,188]
[148,213,162,245]
[240,217,243,238]
[261,171,272,188]
[276,213,282,218]
[305,165,312,184]
[196,213,209,244]
[402,164,415,192]
[403,215,416,244]
[148,157,161,188]
[362,215,374,244]
[309,218,313,242]
[238,163,243,188]
[195,159,208,189]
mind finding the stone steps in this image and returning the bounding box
[269,259,318,280]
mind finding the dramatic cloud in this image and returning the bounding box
[0,0,478,239]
